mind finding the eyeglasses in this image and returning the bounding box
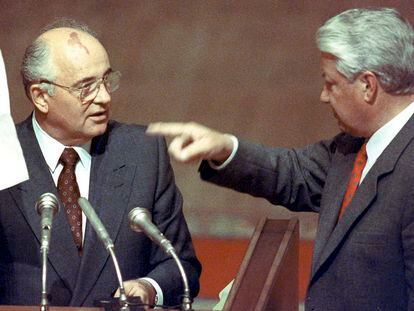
[36,70,121,104]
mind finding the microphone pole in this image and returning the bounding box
[128,207,193,311]
[78,197,129,311]
[35,193,60,311]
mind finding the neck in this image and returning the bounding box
[34,111,89,146]
[368,93,414,137]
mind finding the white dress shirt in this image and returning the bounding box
[362,101,414,182]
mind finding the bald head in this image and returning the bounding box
[40,28,92,56]
[36,28,109,84]
[21,20,107,98]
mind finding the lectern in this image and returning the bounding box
[223,217,299,311]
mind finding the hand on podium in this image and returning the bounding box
[114,278,157,307]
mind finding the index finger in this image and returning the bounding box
[146,122,190,137]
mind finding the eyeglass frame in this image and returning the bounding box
[32,70,121,104]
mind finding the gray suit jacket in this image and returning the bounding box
[200,116,414,310]
[0,116,201,307]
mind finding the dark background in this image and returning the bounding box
[1,0,413,241]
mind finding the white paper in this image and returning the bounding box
[0,49,29,190]
[213,279,234,310]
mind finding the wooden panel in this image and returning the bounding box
[224,218,299,311]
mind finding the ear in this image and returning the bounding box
[358,71,377,104]
[29,84,50,113]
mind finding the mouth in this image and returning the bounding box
[89,110,109,122]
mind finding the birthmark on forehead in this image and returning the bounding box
[68,32,90,54]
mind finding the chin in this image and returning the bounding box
[87,123,108,139]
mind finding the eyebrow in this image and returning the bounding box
[72,68,112,87]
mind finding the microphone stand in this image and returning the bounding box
[108,246,129,311]
[36,193,59,311]
[169,250,192,311]
[78,197,129,311]
[128,207,193,310]
[40,228,50,311]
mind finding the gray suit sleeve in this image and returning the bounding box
[200,137,335,213]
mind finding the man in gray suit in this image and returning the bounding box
[148,8,414,310]
[0,20,201,307]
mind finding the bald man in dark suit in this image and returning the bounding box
[0,20,200,307]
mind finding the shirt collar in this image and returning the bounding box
[366,101,414,163]
[32,113,92,173]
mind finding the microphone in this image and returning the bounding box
[128,208,193,310]
[35,192,60,311]
[36,192,59,233]
[77,197,113,250]
[128,208,174,254]
[77,197,129,311]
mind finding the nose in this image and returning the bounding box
[320,85,329,104]
[94,82,111,104]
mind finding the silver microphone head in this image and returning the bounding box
[128,207,151,233]
[35,192,60,216]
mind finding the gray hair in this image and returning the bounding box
[21,18,98,99]
[316,8,414,95]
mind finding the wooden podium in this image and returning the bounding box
[223,217,299,311]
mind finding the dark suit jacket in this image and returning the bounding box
[0,116,201,307]
[200,116,414,310]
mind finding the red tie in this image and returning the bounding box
[338,142,367,220]
[57,148,82,252]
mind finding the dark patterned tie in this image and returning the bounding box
[57,148,82,252]
[338,142,368,220]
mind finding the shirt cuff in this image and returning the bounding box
[139,277,163,306]
[208,135,239,170]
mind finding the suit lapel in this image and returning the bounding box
[311,116,414,281]
[311,148,355,273]
[10,117,80,292]
[70,125,135,305]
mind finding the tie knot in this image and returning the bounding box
[60,148,79,167]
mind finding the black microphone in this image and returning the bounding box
[128,207,193,310]
[35,192,60,311]
[78,197,129,311]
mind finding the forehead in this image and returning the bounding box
[43,28,110,81]
[320,53,340,79]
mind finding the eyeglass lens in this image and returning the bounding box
[81,71,121,103]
